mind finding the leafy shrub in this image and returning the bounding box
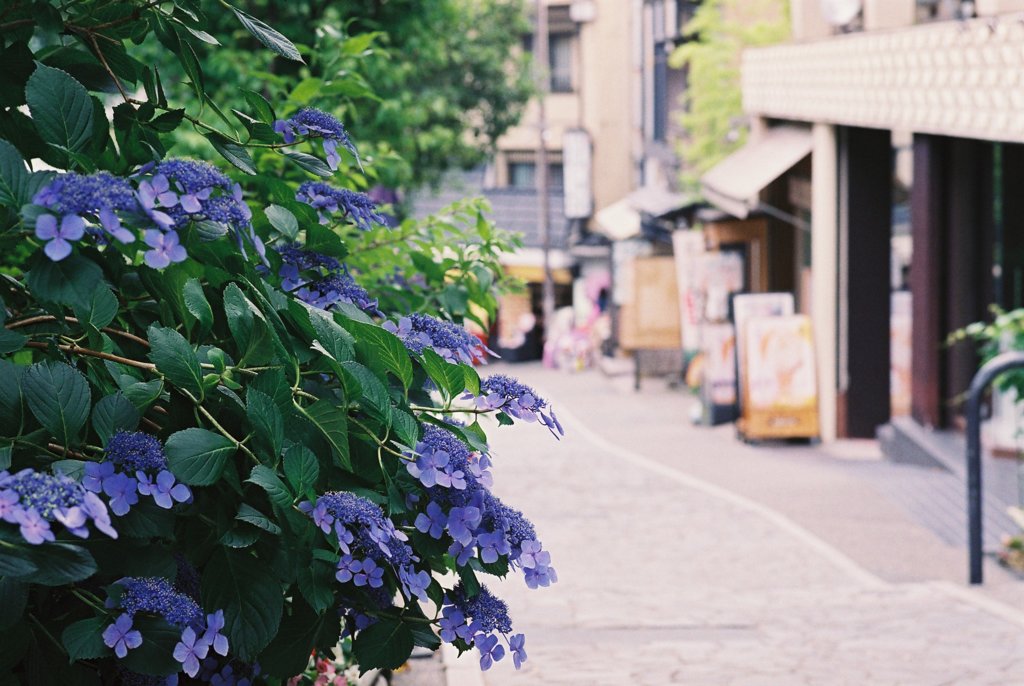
[0,2,556,683]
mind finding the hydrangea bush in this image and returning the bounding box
[0,2,555,684]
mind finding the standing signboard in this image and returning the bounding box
[741,314,820,439]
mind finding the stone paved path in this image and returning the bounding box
[470,365,1024,686]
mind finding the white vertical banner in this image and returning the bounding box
[562,128,593,219]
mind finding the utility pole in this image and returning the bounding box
[534,0,555,334]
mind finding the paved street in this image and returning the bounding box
[466,364,1024,686]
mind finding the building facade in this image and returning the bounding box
[708,0,1024,448]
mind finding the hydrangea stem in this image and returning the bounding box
[24,341,156,371]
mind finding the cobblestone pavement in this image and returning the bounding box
[469,365,1024,686]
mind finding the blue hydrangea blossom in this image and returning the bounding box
[0,468,117,543]
[384,313,491,364]
[465,374,564,439]
[83,431,191,516]
[33,171,140,260]
[273,107,359,170]
[275,243,382,316]
[296,181,385,229]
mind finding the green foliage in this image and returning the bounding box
[0,1,547,682]
[669,0,790,190]
[138,0,533,191]
[948,306,1024,400]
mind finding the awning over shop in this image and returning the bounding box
[593,187,693,241]
[701,126,812,219]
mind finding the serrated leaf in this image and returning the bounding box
[282,443,318,496]
[91,392,140,444]
[341,318,413,390]
[61,617,112,663]
[391,409,420,448]
[241,88,276,123]
[0,139,29,207]
[419,348,467,401]
[247,465,293,507]
[353,618,414,672]
[25,63,94,158]
[283,150,332,177]
[183,278,214,336]
[340,361,391,427]
[23,361,91,446]
[148,325,204,399]
[247,388,283,459]
[201,547,284,661]
[165,428,235,485]
[122,379,163,411]
[24,254,103,310]
[300,400,350,470]
[236,503,281,535]
[0,360,24,429]
[71,285,117,330]
[309,309,354,364]
[206,132,257,174]
[264,204,298,239]
[296,559,335,614]
[231,7,303,62]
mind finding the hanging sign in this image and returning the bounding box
[562,128,593,219]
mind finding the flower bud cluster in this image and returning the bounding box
[296,181,384,230]
[274,107,359,170]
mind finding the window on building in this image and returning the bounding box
[653,42,669,142]
[523,33,575,92]
[549,33,574,92]
[507,159,564,189]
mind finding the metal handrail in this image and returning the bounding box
[965,350,1024,584]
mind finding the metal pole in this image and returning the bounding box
[964,350,1024,584]
[534,0,555,333]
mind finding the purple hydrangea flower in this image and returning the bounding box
[384,313,490,364]
[299,491,414,579]
[273,108,359,170]
[509,633,527,670]
[14,508,54,544]
[137,470,191,509]
[352,558,385,588]
[477,530,512,564]
[32,171,140,258]
[143,229,187,269]
[446,506,482,546]
[203,610,229,657]
[103,613,143,658]
[35,213,85,261]
[447,584,513,636]
[407,446,450,488]
[414,501,447,539]
[476,633,505,671]
[0,468,117,543]
[400,565,431,602]
[295,182,385,229]
[274,243,381,316]
[173,626,210,678]
[465,374,564,439]
[103,472,140,516]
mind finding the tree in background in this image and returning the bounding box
[180,0,534,193]
[669,0,790,190]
